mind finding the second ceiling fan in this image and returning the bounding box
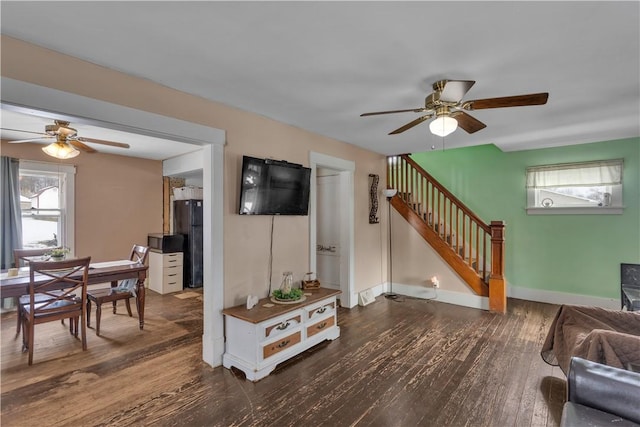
[3,119,130,159]
[360,79,548,137]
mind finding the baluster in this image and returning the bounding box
[475,223,480,273]
[404,157,409,202]
[456,206,460,256]
[483,230,488,282]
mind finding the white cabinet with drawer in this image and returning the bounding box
[149,251,183,294]
[222,288,341,381]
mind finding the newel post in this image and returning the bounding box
[489,221,506,314]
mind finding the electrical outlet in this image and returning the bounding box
[430,276,439,288]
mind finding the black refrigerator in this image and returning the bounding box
[174,199,203,288]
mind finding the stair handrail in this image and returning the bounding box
[394,154,490,233]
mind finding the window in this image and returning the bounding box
[19,161,75,252]
[526,159,623,215]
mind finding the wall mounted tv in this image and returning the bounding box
[239,156,311,216]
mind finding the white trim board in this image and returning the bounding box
[383,282,489,311]
[507,285,620,310]
[1,78,225,146]
[355,282,619,311]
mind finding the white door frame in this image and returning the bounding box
[309,152,355,308]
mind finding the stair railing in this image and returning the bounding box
[387,154,506,313]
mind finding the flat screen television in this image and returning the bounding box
[239,156,311,215]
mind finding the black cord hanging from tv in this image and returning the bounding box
[267,215,275,297]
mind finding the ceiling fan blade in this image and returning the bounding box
[451,111,487,134]
[439,80,476,103]
[67,139,97,153]
[0,128,49,137]
[75,137,130,149]
[360,107,427,117]
[463,93,549,110]
[7,136,55,143]
[389,114,433,135]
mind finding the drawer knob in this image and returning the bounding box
[317,307,327,314]
[277,340,290,349]
[316,322,327,330]
[276,322,290,331]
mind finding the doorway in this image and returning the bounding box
[316,169,341,291]
[309,152,355,308]
[1,78,226,367]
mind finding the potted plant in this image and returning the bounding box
[47,247,70,260]
[272,271,304,302]
[272,287,304,302]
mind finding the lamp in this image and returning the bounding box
[429,115,458,137]
[383,188,398,299]
[42,141,80,160]
[383,188,397,199]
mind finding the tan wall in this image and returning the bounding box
[1,140,163,262]
[390,209,474,294]
[1,36,388,306]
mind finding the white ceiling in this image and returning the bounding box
[1,1,639,159]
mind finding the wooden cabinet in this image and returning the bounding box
[149,251,183,294]
[222,288,340,381]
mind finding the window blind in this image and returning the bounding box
[526,159,623,188]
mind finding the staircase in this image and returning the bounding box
[387,154,506,313]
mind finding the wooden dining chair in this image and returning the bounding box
[22,256,91,365]
[13,247,56,268]
[86,245,149,336]
[13,247,68,336]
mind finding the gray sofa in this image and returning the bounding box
[561,357,640,426]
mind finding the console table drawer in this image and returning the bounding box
[306,315,335,338]
[264,314,302,339]
[306,300,336,320]
[263,331,301,359]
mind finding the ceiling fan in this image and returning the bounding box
[360,80,549,137]
[2,120,130,159]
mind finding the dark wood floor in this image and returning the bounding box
[1,290,566,427]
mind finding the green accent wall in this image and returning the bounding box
[411,137,640,300]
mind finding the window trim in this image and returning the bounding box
[19,160,76,254]
[525,159,624,215]
[526,206,624,215]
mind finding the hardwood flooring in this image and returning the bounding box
[1,290,566,427]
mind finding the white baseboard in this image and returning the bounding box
[507,285,620,310]
[393,283,489,310]
[365,282,488,310]
[353,282,620,311]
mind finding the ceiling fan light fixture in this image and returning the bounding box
[429,115,458,137]
[42,141,80,159]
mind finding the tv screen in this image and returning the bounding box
[239,156,311,215]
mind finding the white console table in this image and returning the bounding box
[222,288,341,381]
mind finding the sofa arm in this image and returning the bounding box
[567,357,640,424]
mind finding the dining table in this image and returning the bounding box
[0,259,149,330]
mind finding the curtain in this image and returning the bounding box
[526,159,623,188]
[1,156,23,269]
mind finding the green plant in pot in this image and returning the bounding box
[272,271,303,301]
[272,287,304,301]
[47,247,70,260]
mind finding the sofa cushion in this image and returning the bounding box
[561,402,639,427]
